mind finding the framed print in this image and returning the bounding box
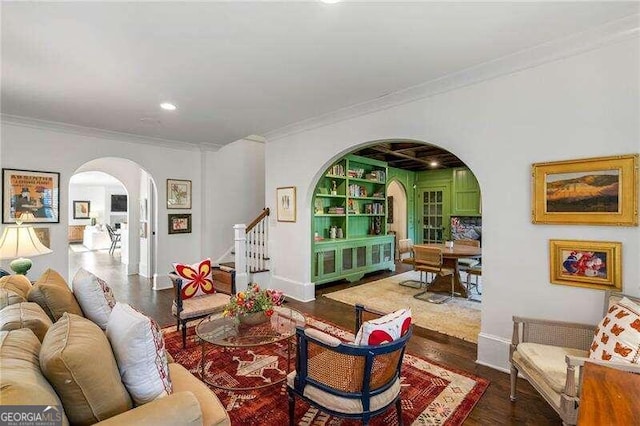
[167,179,192,209]
[276,186,296,222]
[532,154,638,226]
[73,200,91,219]
[549,239,622,291]
[168,213,191,234]
[387,195,394,223]
[34,227,50,249]
[2,168,60,223]
[139,222,148,239]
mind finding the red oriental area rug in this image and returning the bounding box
[163,316,489,425]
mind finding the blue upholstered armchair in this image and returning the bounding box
[287,304,412,425]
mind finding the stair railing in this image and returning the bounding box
[233,208,270,291]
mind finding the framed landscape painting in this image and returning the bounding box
[2,168,60,223]
[532,154,638,226]
[549,239,621,291]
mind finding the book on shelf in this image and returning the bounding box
[365,170,386,183]
[327,206,345,215]
[327,164,345,177]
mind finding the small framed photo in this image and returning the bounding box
[532,154,638,226]
[277,187,296,222]
[167,179,192,209]
[73,201,91,219]
[2,168,60,223]
[549,239,622,291]
[168,213,192,234]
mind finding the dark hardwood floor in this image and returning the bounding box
[68,250,561,425]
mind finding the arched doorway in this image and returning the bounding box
[387,179,408,241]
[68,157,158,287]
[308,139,483,342]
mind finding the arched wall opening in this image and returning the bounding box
[69,157,158,281]
[387,179,408,242]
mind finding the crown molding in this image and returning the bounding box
[0,114,225,152]
[264,14,640,142]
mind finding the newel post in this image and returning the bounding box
[233,224,249,292]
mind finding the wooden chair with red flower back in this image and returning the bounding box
[288,304,412,425]
[169,259,235,348]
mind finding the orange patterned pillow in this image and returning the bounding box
[172,259,215,300]
[589,297,640,364]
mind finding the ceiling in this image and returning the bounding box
[2,2,638,149]
[354,142,464,171]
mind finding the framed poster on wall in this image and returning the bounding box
[2,168,60,223]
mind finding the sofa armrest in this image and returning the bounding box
[95,391,202,426]
[511,316,596,354]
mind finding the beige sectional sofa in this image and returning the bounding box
[0,271,230,426]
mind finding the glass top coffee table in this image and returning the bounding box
[195,306,305,391]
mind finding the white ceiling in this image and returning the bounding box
[69,171,124,187]
[2,2,638,148]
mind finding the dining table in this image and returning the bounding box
[413,243,482,298]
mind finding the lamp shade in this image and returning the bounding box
[0,225,53,259]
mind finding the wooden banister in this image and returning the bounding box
[246,208,270,233]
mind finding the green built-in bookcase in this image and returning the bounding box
[312,155,395,284]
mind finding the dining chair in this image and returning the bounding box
[397,239,424,289]
[412,246,455,304]
[105,224,121,255]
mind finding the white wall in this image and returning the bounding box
[387,180,407,241]
[205,138,266,260]
[0,123,204,288]
[265,37,640,370]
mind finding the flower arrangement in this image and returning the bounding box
[223,283,284,318]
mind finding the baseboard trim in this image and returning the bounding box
[153,273,172,291]
[477,332,512,372]
[271,275,315,302]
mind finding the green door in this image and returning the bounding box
[418,185,450,243]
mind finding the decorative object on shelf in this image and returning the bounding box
[549,239,621,290]
[336,227,343,239]
[387,195,394,223]
[166,179,192,209]
[33,227,50,249]
[276,186,296,222]
[168,213,192,234]
[372,216,382,235]
[330,180,337,195]
[2,168,60,224]
[73,200,91,219]
[532,154,638,226]
[329,226,337,239]
[223,283,284,324]
[0,216,53,274]
[314,199,324,215]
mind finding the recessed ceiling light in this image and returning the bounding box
[160,102,177,111]
[430,161,439,167]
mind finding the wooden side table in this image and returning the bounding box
[577,362,640,425]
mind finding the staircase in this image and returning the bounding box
[219,208,271,291]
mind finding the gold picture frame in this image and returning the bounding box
[549,239,622,291]
[532,154,638,226]
[276,186,296,222]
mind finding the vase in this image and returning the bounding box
[238,311,270,326]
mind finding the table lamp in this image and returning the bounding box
[0,214,53,275]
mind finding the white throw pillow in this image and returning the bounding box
[589,297,640,364]
[106,303,172,405]
[354,308,412,346]
[72,268,116,330]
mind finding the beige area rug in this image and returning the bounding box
[324,270,482,343]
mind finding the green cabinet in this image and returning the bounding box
[452,168,481,216]
[313,236,395,285]
[312,155,394,284]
